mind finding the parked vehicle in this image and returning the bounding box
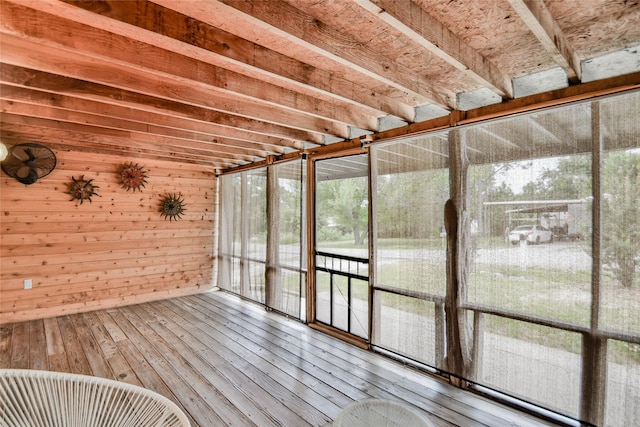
[508,225,554,245]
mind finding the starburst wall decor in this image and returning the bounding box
[116,162,148,192]
[66,175,100,204]
[159,193,187,221]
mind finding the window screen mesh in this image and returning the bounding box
[371,133,449,365]
[466,103,593,323]
[606,340,640,426]
[216,90,639,425]
[477,315,582,415]
[217,160,305,318]
[599,92,640,427]
[314,154,369,337]
[271,160,306,318]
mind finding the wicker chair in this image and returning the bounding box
[0,369,190,427]
[334,398,434,427]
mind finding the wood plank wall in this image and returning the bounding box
[0,148,217,323]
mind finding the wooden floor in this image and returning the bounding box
[0,291,560,427]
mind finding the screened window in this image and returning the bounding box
[218,159,306,318]
[370,133,449,366]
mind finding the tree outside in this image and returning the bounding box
[316,177,368,246]
[602,150,640,288]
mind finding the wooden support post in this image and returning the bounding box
[306,158,317,323]
[368,147,378,343]
[434,302,446,370]
[580,100,606,426]
[581,334,607,425]
[445,129,473,384]
[471,311,485,380]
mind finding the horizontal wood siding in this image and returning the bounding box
[0,149,216,323]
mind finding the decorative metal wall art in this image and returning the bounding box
[117,162,148,192]
[66,175,100,204]
[1,143,57,185]
[159,193,187,221]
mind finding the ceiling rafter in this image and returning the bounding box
[359,0,512,98]
[0,124,233,166]
[0,64,319,146]
[0,2,372,136]
[0,98,284,159]
[0,113,260,162]
[215,0,452,109]
[54,0,417,124]
[507,0,579,81]
[0,34,351,139]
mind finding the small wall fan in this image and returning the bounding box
[1,143,57,185]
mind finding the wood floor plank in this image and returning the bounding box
[81,311,141,386]
[112,331,197,427]
[0,291,559,427]
[147,300,337,424]
[180,295,374,403]
[107,308,248,427]
[70,314,113,378]
[10,321,29,369]
[43,317,64,357]
[56,316,92,375]
[162,298,358,414]
[94,309,129,342]
[132,303,311,427]
[182,295,467,426]
[194,293,516,427]
[28,319,48,370]
[0,323,13,367]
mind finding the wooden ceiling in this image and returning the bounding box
[1,0,639,172]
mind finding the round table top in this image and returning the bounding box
[334,398,434,427]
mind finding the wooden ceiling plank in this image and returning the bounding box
[0,2,363,135]
[0,64,319,145]
[0,87,295,154]
[0,101,276,159]
[153,0,430,109]
[0,34,349,139]
[52,0,415,123]
[0,113,261,163]
[0,126,229,167]
[215,0,450,108]
[361,0,512,98]
[507,0,579,81]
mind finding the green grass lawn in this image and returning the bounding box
[314,246,639,362]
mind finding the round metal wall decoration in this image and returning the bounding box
[66,175,100,204]
[117,162,149,192]
[159,193,187,221]
[1,143,57,185]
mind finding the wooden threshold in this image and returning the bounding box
[0,290,562,427]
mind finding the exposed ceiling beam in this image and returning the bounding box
[0,124,231,166]
[215,0,451,108]
[0,99,281,159]
[0,2,369,135]
[359,0,512,98]
[507,0,580,81]
[0,113,259,162]
[0,86,303,153]
[51,0,417,124]
[0,33,350,139]
[0,64,319,146]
